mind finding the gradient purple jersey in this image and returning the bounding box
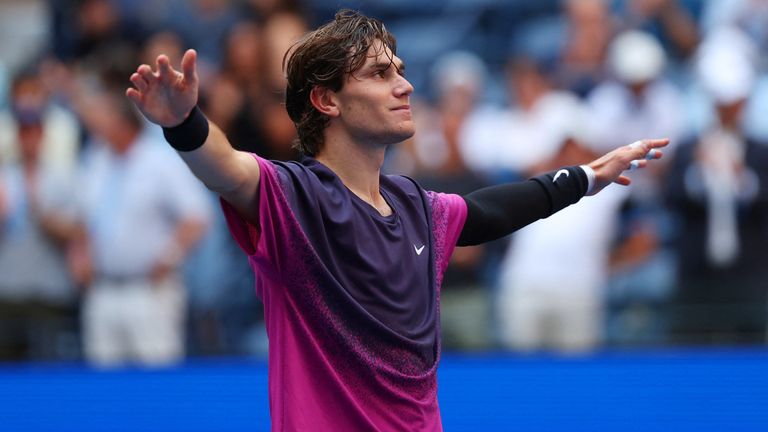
[221,155,467,431]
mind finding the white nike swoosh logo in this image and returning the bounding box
[414,244,425,255]
[553,169,569,183]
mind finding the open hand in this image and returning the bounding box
[587,138,669,195]
[126,49,199,127]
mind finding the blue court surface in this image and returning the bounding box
[2,348,767,431]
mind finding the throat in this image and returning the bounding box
[350,188,393,217]
[314,151,391,216]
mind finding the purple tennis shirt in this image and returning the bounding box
[221,155,467,431]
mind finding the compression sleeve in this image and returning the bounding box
[457,166,589,246]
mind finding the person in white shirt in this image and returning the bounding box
[70,90,211,367]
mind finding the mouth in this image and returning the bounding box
[392,105,411,111]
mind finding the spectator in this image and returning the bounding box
[140,31,185,71]
[49,0,147,89]
[0,71,80,174]
[240,0,307,23]
[219,20,263,100]
[665,27,768,345]
[700,0,768,39]
[165,0,238,69]
[586,30,686,345]
[495,103,629,353]
[699,0,768,143]
[0,82,78,360]
[260,11,308,92]
[182,193,261,357]
[616,0,700,61]
[460,54,586,181]
[206,20,273,155]
[70,90,211,367]
[251,11,307,160]
[587,30,686,161]
[557,0,615,97]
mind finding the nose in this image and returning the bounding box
[393,75,414,97]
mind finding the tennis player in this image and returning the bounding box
[126,10,667,431]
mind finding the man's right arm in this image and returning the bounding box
[126,49,261,224]
[171,116,261,224]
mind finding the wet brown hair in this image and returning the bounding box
[283,9,397,155]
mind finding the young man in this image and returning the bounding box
[126,10,667,431]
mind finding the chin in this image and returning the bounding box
[397,122,416,139]
[388,129,415,145]
[369,122,416,146]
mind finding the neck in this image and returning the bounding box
[315,136,391,216]
[22,159,38,176]
[110,129,140,155]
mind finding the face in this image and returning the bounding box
[331,41,415,147]
[18,124,43,164]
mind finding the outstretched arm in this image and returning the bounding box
[126,49,261,224]
[457,139,669,246]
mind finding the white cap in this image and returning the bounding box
[608,30,666,84]
[696,26,757,105]
[431,50,487,96]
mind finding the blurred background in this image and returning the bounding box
[1,0,768,430]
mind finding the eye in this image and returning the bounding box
[375,69,387,78]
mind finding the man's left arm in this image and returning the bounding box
[151,217,208,282]
[151,156,213,282]
[457,139,668,246]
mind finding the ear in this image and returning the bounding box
[309,86,340,117]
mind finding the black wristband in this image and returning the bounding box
[162,106,209,152]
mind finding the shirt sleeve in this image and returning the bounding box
[219,155,295,269]
[425,191,468,277]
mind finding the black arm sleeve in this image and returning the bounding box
[457,166,589,246]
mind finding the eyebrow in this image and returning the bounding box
[368,60,406,74]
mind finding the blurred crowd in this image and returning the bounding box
[1,0,768,366]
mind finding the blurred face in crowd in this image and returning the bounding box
[329,41,415,149]
[566,0,609,24]
[12,75,48,167]
[86,93,143,153]
[78,0,118,38]
[563,0,611,66]
[263,12,308,89]
[507,59,550,111]
[17,123,44,166]
[195,0,230,14]
[717,99,746,130]
[223,22,262,85]
[11,76,48,115]
[141,31,184,69]
[248,0,283,16]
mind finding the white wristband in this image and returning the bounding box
[580,165,596,195]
